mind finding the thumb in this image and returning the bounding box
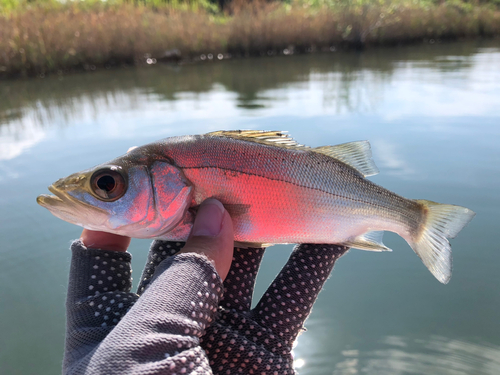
[179,199,234,281]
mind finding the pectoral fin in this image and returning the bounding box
[345,231,392,252]
[191,203,250,218]
[224,204,251,218]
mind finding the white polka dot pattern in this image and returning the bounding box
[137,241,181,295]
[201,244,349,374]
[64,240,224,374]
[219,247,264,312]
[65,241,137,371]
[253,244,347,351]
[64,240,348,375]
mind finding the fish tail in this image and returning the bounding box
[409,200,475,284]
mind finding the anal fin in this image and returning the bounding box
[234,241,274,249]
[345,231,392,252]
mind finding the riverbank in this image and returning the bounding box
[1,0,500,78]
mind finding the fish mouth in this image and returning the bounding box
[37,185,69,208]
[36,184,95,220]
[37,184,108,228]
[37,184,108,218]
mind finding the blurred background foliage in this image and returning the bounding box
[1,0,499,14]
[0,0,499,78]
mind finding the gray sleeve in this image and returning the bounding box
[64,240,223,375]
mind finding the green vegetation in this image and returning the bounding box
[1,0,499,78]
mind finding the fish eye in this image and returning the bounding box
[90,168,127,201]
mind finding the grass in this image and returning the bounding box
[0,0,499,78]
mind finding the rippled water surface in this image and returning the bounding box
[1,40,499,375]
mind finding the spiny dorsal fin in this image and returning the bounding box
[314,141,379,177]
[207,130,307,148]
[345,231,392,252]
[208,131,378,177]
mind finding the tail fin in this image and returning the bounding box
[410,200,475,284]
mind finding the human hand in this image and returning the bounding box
[64,199,234,374]
[65,197,349,375]
[146,242,349,374]
[80,198,234,279]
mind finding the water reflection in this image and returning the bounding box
[0,117,45,161]
[331,335,500,375]
[371,139,416,179]
[1,40,499,375]
[1,40,498,161]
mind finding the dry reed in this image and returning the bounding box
[1,0,499,78]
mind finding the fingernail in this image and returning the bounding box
[191,199,225,237]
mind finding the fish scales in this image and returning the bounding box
[37,130,475,283]
[155,134,423,242]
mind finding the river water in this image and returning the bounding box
[0,40,499,375]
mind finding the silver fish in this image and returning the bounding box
[37,130,475,283]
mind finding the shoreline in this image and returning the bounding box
[1,1,500,79]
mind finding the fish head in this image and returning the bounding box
[37,149,193,238]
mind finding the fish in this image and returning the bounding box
[37,130,475,283]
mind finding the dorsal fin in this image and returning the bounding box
[313,141,379,177]
[207,130,307,148]
[207,131,378,177]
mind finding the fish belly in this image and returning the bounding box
[182,167,409,245]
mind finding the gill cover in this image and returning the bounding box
[66,162,191,238]
[149,161,193,238]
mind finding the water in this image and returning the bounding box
[1,40,499,375]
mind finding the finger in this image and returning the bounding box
[219,246,266,312]
[80,229,131,252]
[179,199,234,281]
[252,244,349,351]
[137,241,185,295]
[201,319,294,374]
[67,241,138,341]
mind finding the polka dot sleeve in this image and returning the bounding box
[148,241,350,375]
[64,240,223,375]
